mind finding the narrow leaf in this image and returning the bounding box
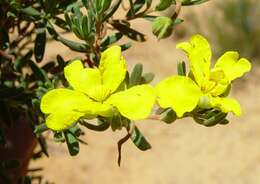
[34,124,49,136]
[20,6,41,17]
[111,20,146,42]
[141,72,155,84]
[103,0,123,21]
[177,61,186,76]
[64,130,79,156]
[28,60,50,83]
[101,32,123,48]
[34,21,46,63]
[80,119,110,131]
[156,0,173,11]
[129,63,143,87]
[131,126,151,151]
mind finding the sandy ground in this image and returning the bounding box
[29,2,260,184]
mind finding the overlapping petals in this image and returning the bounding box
[156,34,251,117]
[156,76,202,117]
[41,46,155,131]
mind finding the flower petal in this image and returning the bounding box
[99,45,127,93]
[45,111,84,131]
[156,76,203,117]
[40,89,113,130]
[64,60,102,93]
[105,85,155,120]
[40,88,94,114]
[210,97,241,116]
[214,51,251,81]
[176,34,211,86]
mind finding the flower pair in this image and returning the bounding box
[40,34,251,131]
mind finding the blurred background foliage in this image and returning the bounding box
[181,0,260,61]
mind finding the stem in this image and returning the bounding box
[117,132,131,166]
[147,114,161,121]
[171,0,182,20]
[0,50,14,61]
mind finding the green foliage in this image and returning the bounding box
[186,0,260,60]
[0,0,214,176]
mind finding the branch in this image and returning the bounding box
[0,50,14,61]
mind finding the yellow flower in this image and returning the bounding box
[41,46,155,131]
[156,34,251,117]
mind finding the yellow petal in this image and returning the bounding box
[210,97,241,116]
[156,76,203,117]
[214,51,251,81]
[40,88,93,114]
[176,34,211,86]
[45,111,84,131]
[99,45,127,93]
[40,89,113,130]
[64,60,102,93]
[105,85,155,120]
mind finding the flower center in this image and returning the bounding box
[87,85,111,102]
[200,68,229,96]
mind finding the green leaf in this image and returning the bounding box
[126,0,146,18]
[34,124,49,136]
[111,21,146,42]
[47,20,90,52]
[53,132,65,142]
[110,115,124,131]
[57,35,91,52]
[160,108,177,124]
[79,119,110,131]
[34,21,46,63]
[101,32,123,48]
[177,61,186,76]
[131,126,151,151]
[20,6,41,18]
[174,18,184,26]
[103,0,123,21]
[129,63,143,87]
[64,130,79,156]
[152,16,173,39]
[141,72,155,84]
[120,42,132,51]
[68,125,83,137]
[156,0,173,11]
[193,110,228,127]
[95,0,112,14]
[28,60,50,83]
[181,0,209,6]
[52,17,70,31]
[82,0,89,7]
[143,15,157,22]
[81,15,89,38]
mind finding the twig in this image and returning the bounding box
[0,50,14,61]
[172,0,182,20]
[117,132,131,166]
[117,121,137,166]
[147,114,161,121]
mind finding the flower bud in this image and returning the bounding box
[152,16,173,39]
